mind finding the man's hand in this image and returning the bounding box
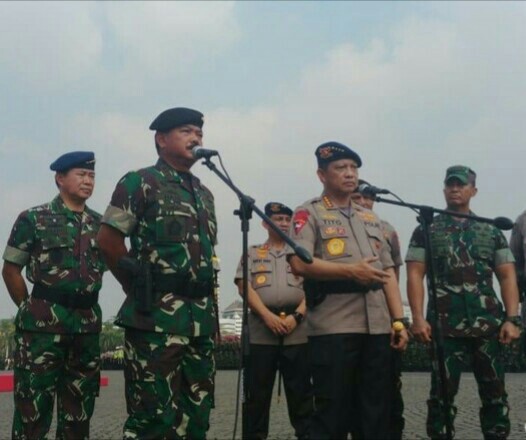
[349,257,391,285]
[283,315,298,334]
[411,317,433,343]
[262,311,289,336]
[391,328,409,351]
[499,321,521,344]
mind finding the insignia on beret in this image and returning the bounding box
[315,141,362,168]
[318,147,333,159]
[264,202,293,217]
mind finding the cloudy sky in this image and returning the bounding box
[1,1,525,320]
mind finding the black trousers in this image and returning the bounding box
[309,333,392,440]
[244,343,312,440]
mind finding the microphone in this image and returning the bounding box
[191,146,219,159]
[493,216,514,231]
[358,183,390,196]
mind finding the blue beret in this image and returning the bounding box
[149,107,204,132]
[265,202,293,217]
[315,141,362,168]
[50,151,95,172]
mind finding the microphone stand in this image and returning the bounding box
[373,196,512,440]
[199,157,312,439]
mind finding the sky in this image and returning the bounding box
[1,1,525,320]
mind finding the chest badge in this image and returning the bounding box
[256,275,267,285]
[327,238,345,256]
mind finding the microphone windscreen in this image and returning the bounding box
[493,217,514,231]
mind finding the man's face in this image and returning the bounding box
[264,214,292,237]
[317,159,359,195]
[350,192,374,210]
[56,168,95,201]
[443,178,477,209]
[156,124,203,166]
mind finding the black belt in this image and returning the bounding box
[153,273,213,299]
[310,279,383,295]
[267,304,299,315]
[32,284,99,309]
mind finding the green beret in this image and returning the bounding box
[149,107,204,132]
[315,141,362,168]
[444,165,476,185]
[50,151,95,172]
[265,202,293,217]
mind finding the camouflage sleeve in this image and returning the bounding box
[510,212,526,279]
[494,228,515,266]
[2,210,35,266]
[405,225,425,263]
[101,171,144,235]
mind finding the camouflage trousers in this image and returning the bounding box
[427,335,509,440]
[12,330,100,440]
[122,329,215,440]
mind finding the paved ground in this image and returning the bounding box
[1,371,526,439]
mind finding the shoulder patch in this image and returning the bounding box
[293,210,310,234]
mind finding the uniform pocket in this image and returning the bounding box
[320,227,351,260]
[251,268,272,289]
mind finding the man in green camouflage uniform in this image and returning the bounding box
[406,165,521,440]
[97,107,217,439]
[2,151,104,440]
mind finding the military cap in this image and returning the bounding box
[265,202,293,217]
[315,141,362,168]
[444,165,476,185]
[149,107,204,132]
[50,151,95,172]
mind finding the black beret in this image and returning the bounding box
[315,141,362,168]
[50,151,95,172]
[265,202,293,217]
[149,107,204,132]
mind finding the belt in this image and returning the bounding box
[153,273,213,299]
[32,284,99,309]
[316,280,383,295]
[267,304,299,315]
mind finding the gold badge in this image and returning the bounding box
[256,275,267,285]
[358,211,376,222]
[257,246,268,259]
[327,238,345,256]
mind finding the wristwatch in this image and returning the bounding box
[392,317,410,330]
[504,315,523,328]
[292,311,304,324]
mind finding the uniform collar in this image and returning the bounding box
[51,195,91,222]
[155,158,203,189]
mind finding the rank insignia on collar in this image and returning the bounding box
[322,195,335,209]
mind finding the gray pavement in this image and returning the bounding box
[1,371,526,439]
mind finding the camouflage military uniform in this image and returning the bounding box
[406,213,515,439]
[2,195,104,440]
[101,158,217,439]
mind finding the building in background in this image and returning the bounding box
[220,300,243,336]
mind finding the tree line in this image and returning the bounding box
[1,318,525,371]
